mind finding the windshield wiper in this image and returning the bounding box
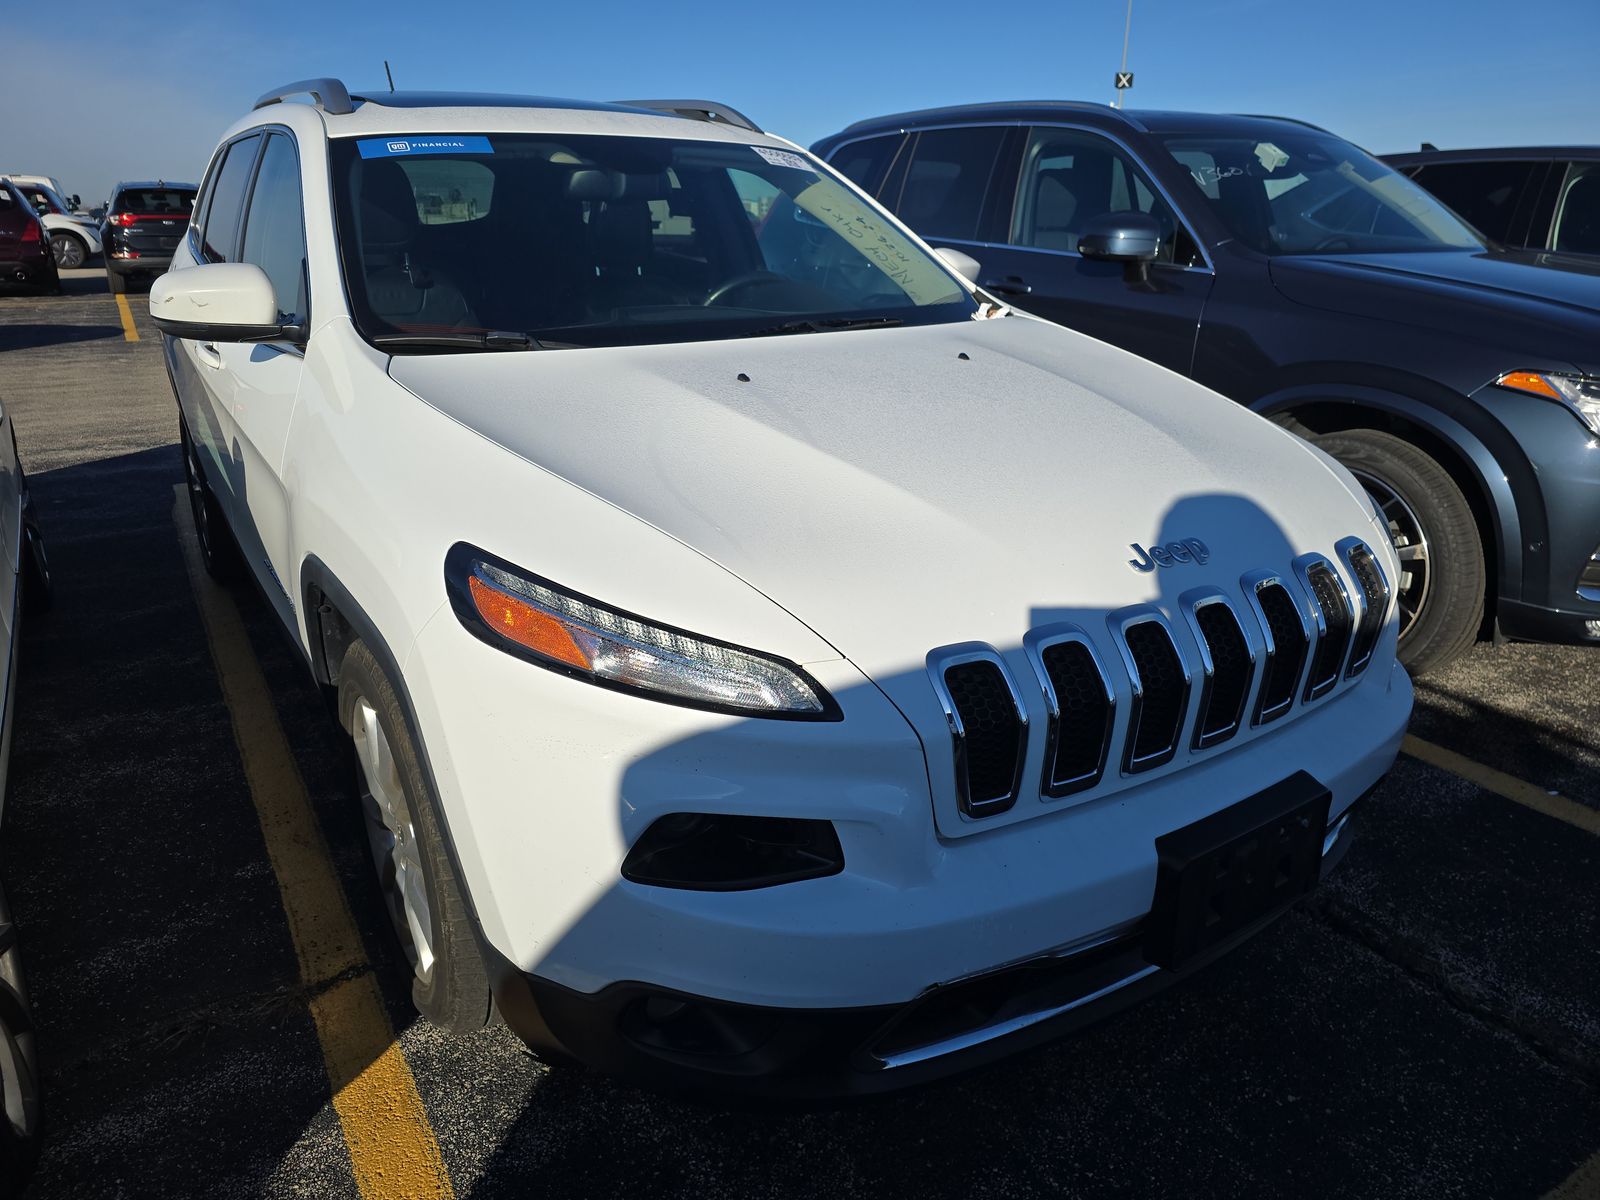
[371,330,544,352]
[746,316,904,338]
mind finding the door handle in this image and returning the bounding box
[980,277,1033,297]
[197,342,222,369]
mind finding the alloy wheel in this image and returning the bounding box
[1353,468,1431,642]
[50,233,84,269]
[352,698,436,983]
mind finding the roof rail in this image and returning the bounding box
[255,78,355,116]
[1230,113,1330,134]
[617,99,761,133]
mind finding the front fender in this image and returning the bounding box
[1252,382,1530,600]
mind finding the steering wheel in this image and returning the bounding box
[1311,234,1355,252]
[704,270,789,307]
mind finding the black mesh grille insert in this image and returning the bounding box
[1124,622,1187,771]
[1346,547,1386,674]
[1254,583,1306,724]
[1040,640,1111,793]
[1304,564,1353,699]
[1194,603,1252,747]
[944,661,1022,815]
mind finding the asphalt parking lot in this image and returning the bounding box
[0,268,1597,1200]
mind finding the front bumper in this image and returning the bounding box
[409,595,1412,1018]
[488,790,1371,1097]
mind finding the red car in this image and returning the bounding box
[0,181,60,294]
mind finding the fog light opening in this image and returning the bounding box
[620,813,843,891]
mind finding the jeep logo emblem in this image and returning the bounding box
[1128,538,1210,573]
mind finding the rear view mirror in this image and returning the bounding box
[1078,211,1162,281]
[149,263,303,343]
[933,247,981,283]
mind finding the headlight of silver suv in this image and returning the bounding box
[1495,370,1600,436]
[444,544,839,719]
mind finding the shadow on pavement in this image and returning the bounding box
[0,324,123,353]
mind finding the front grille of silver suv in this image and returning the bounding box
[928,539,1391,819]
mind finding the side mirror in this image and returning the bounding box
[70,194,81,209]
[149,263,302,343]
[933,247,981,284]
[1078,211,1162,281]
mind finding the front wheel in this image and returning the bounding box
[50,232,86,270]
[338,641,493,1032]
[179,417,240,582]
[1312,428,1485,674]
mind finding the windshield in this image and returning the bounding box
[329,133,975,350]
[1156,132,1483,255]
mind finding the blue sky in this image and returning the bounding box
[13,0,1598,205]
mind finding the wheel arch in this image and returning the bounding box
[297,555,541,1033]
[1252,383,1528,622]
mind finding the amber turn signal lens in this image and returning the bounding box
[467,574,592,670]
[1495,370,1563,400]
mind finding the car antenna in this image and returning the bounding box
[384,60,396,93]
[1421,141,1438,152]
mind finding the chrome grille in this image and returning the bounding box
[925,539,1379,823]
[1247,578,1309,725]
[1026,629,1114,797]
[929,648,1027,818]
[1299,558,1354,701]
[1120,619,1189,773]
[1339,539,1389,677]
[1189,598,1253,749]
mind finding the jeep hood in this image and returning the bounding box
[389,317,1377,683]
[1268,249,1600,372]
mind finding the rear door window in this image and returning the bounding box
[892,127,1008,242]
[1408,160,1539,243]
[200,134,262,263]
[240,133,308,322]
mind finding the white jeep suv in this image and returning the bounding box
[152,80,1411,1095]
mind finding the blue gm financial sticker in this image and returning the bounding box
[357,135,493,159]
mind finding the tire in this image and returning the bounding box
[0,893,42,1196]
[1311,428,1485,675]
[179,416,241,582]
[337,641,493,1032]
[50,231,86,270]
[105,268,126,294]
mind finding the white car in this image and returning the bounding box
[151,80,1411,1095]
[1,177,102,269]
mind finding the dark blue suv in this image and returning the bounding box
[814,104,1600,673]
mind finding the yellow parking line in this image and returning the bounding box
[114,293,139,341]
[1402,734,1600,838]
[174,489,454,1199]
[1545,1150,1600,1199]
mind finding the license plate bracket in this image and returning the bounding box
[1144,771,1331,971]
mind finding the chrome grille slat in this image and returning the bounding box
[927,645,1028,819]
[1337,538,1390,677]
[1184,595,1254,749]
[1115,616,1190,774]
[1296,555,1354,701]
[1243,574,1310,726]
[1024,626,1115,797]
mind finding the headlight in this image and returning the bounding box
[1494,371,1600,435]
[444,544,838,719]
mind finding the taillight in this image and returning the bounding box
[112,212,139,226]
[20,221,41,244]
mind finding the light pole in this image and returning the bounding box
[1116,0,1133,109]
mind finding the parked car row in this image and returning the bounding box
[0,174,198,293]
